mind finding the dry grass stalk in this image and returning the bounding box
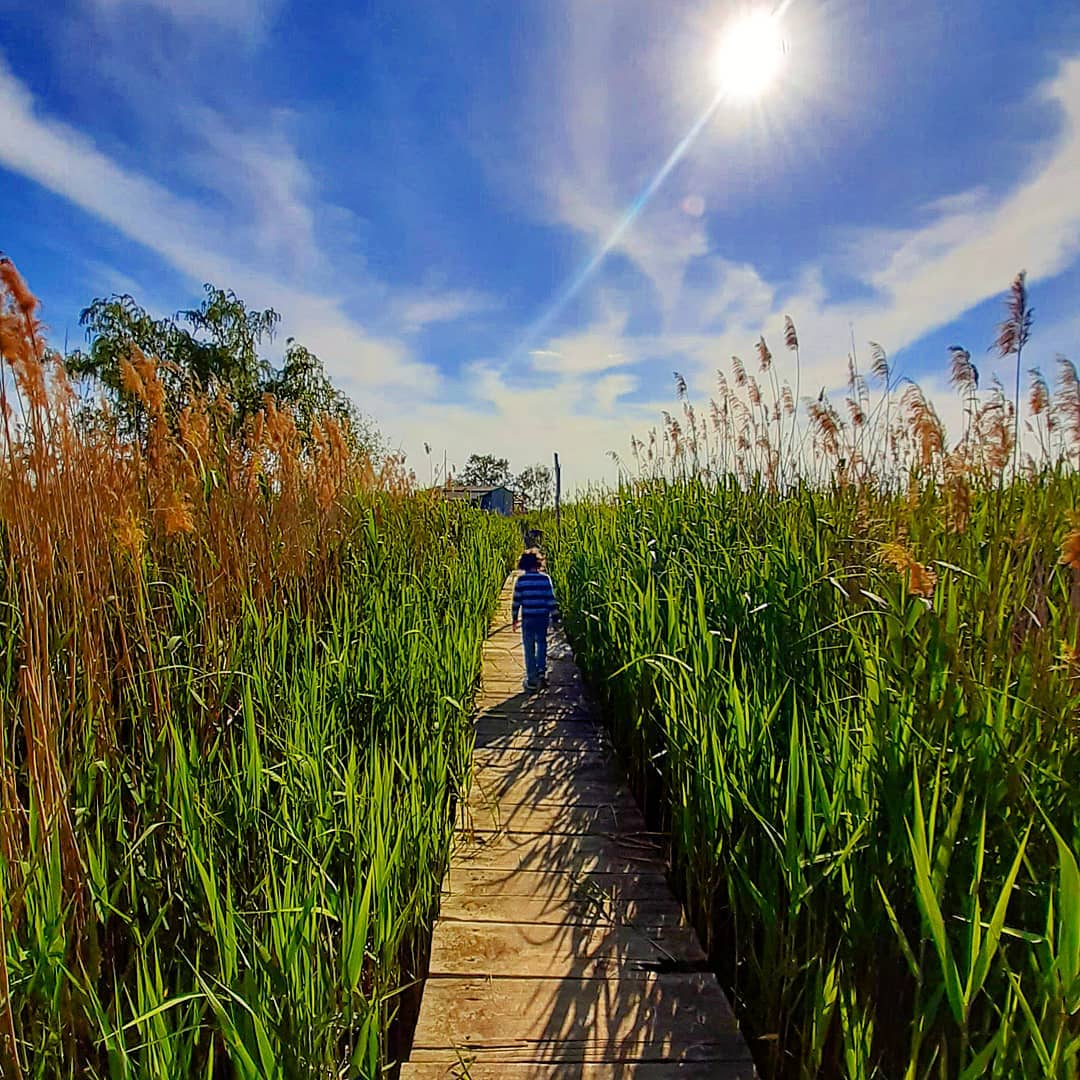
[876,540,938,598]
[0,259,408,970]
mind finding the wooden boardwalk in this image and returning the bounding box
[401,574,755,1078]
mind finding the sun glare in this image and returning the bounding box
[714,9,785,102]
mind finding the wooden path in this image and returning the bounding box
[401,575,755,1078]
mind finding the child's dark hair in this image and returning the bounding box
[518,549,542,572]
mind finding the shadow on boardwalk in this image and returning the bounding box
[401,595,754,1079]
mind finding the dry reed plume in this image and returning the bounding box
[0,258,413,1074]
[626,272,1079,501]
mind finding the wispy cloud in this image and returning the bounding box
[385,361,663,488]
[395,290,497,333]
[190,111,322,274]
[860,59,1080,348]
[0,51,433,390]
[593,372,638,413]
[528,309,634,377]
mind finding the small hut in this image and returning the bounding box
[439,484,515,516]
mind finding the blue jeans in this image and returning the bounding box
[521,618,549,685]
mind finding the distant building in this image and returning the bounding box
[439,484,515,516]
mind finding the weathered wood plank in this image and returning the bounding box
[411,973,749,1060]
[472,747,612,772]
[438,893,688,927]
[454,831,666,873]
[476,687,585,706]
[427,920,706,979]
[472,732,604,750]
[459,800,648,835]
[473,718,598,742]
[473,749,604,769]
[469,773,635,808]
[442,868,672,901]
[401,1064,754,1079]
[479,676,580,690]
[408,1048,749,1067]
[475,694,591,712]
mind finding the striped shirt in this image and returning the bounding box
[512,571,558,623]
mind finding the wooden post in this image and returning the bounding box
[553,452,561,530]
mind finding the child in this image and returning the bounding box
[511,549,559,692]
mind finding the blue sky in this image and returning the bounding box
[2,0,1080,483]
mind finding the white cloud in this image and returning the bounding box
[528,307,634,376]
[395,290,497,333]
[381,366,663,491]
[691,258,776,333]
[0,53,434,390]
[593,372,638,413]
[190,112,321,274]
[859,60,1080,350]
[0,57,213,277]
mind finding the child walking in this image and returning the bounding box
[511,549,559,692]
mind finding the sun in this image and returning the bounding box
[714,9,786,102]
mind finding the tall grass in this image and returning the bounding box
[0,260,517,1077]
[552,281,1080,1077]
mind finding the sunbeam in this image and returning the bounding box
[514,5,791,360]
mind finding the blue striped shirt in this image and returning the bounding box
[512,571,558,623]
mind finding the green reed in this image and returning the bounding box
[2,496,516,1078]
[551,475,1080,1077]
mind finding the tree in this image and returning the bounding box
[515,464,553,510]
[66,285,379,452]
[460,453,511,487]
[263,339,381,452]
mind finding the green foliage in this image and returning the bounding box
[552,476,1080,1078]
[459,453,510,487]
[66,286,375,450]
[2,498,517,1078]
[515,464,553,510]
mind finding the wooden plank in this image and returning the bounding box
[472,732,605,752]
[472,730,599,751]
[481,673,579,684]
[476,689,586,708]
[475,695,592,713]
[411,974,749,1060]
[458,801,647,835]
[454,831,666,874]
[439,893,688,928]
[472,748,612,773]
[474,698,588,715]
[474,706,596,724]
[472,756,621,787]
[427,920,706,979]
[469,773,634,808]
[482,667,580,682]
[401,1064,754,1079]
[474,743,609,761]
[473,718,598,741]
[442,868,671,901]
